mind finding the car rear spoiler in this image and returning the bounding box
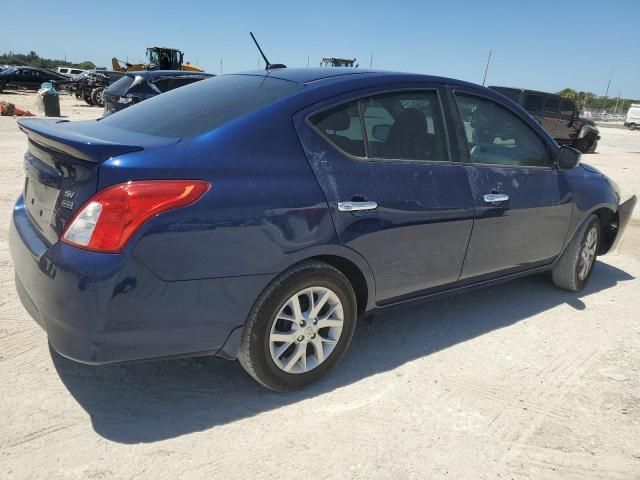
[17,118,145,163]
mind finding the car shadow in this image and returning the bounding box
[51,261,633,443]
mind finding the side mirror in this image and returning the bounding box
[557,145,581,169]
[372,124,391,141]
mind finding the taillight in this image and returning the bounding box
[62,180,210,253]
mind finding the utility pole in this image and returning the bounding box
[482,49,492,86]
[604,68,613,97]
[307,56,309,68]
[613,90,621,115]
[220,58,223,75]
[369,53,373,68]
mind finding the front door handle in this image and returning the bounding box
[337,200,378,212]
[483,193,509,203]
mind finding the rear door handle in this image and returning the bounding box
[483,193,509,203]
[337,201,378,212]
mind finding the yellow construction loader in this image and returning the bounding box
[112,47,203,72]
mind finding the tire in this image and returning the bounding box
[91,87,104,108]
[239,260,357,391]
[630,123,637,131]
[574,133,596,153]
[83,94,94,106]
[552,215,600,291]
[587,138,598,153]
[0,80,5,93]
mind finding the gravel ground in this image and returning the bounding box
[1,91,639,480]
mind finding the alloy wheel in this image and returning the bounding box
[269,286,344,374]
[578,226,598,280]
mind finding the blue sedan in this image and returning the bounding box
[9,68,636,390]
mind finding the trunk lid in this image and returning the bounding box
[17,118,179,245]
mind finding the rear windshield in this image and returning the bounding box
[107,75,135,96]
[100,74,305,137]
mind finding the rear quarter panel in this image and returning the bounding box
[97,105,374,300]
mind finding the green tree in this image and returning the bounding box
[558,88,578,100]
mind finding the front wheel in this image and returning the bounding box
[239,260,357,391]
[552,215,600,291]
[91,87,104,108]
[629,123,637,131]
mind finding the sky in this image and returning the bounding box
[2,0,639,98]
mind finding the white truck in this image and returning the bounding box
[625,104,640,130]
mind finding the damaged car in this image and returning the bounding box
[9,69,636,391]
[103,70,213,116]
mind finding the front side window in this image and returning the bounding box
[455,93,549,167]
[310,89,447,162]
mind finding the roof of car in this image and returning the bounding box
[232,67,474,88]
[124,70,214,79]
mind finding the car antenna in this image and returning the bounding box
[250,32,286,70]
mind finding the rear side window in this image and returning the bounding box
[524,94,543,112]
[310,89,448,162]
[361,91,446,161]
[311,101,365,157]
[560,100,575,116]
[544,97,559,113]
[101,75,304,137]
[107,75,135,96]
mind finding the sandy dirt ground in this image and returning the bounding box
[0,91,639,480]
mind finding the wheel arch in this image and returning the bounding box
[591,206,618,254]
[312,254,371,317]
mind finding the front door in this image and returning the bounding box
[452,91,573,279]
[296,87,475,303]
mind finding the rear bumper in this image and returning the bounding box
[610,195,637,251]
[9,196,273,364]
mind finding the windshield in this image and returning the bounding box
[100,74,305,138]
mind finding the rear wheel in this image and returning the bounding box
[552,215,600,291]
[574,133,597,153]
[239,260,357,391]
[83,94,94,106]
[630,123,637,131]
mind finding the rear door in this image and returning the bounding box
[451,91,572,279]
[296,86,474,303]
